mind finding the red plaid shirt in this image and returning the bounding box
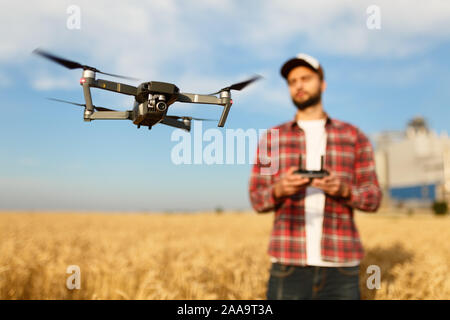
[249,114,382,265]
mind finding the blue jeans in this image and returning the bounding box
[266,263,361,300]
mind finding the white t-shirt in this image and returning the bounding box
[292,119,358,266]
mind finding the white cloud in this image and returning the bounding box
[332,59,436,87]
[1,0,450,90]
[1,1,205,89]
[31,74,75,90]
[236,0,450,58]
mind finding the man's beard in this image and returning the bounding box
[292,89,322,110]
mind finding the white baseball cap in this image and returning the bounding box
[280,53,324,80]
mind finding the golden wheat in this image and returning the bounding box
[0,211,448,299]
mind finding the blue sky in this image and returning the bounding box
[1,0,449,211]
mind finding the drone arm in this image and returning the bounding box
[218,99,232,127]
[160,117,190,131]
[176,93,224,105]
[82,82,95,113]
[91,79,138,96]
[176,92,231,127]
[89,111,132,120]
[81,77,137,119]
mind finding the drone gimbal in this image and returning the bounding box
[34,49,261,132]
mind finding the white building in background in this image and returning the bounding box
[374,117,450,207]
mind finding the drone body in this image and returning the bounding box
[34,49,260,132]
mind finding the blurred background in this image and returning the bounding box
[1,0,449,213]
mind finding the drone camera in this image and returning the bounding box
[156,101,167,112]
[153,94,167,112]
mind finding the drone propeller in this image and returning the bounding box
[210,75,262,95]
[33,48,139,81]
[164,115,217,121]
[46,97,116,112]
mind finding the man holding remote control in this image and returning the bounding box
[249,53,382,299]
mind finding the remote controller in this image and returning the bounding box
[294,155,329,178]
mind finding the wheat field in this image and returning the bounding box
[0,210,449,300]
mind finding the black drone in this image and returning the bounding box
[33,49,261,131]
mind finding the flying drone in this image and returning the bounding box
[33,49,261,132]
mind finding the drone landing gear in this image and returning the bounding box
[136,124,151,130]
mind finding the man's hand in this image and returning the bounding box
[273,167,311,200]
[310,172,351,198]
